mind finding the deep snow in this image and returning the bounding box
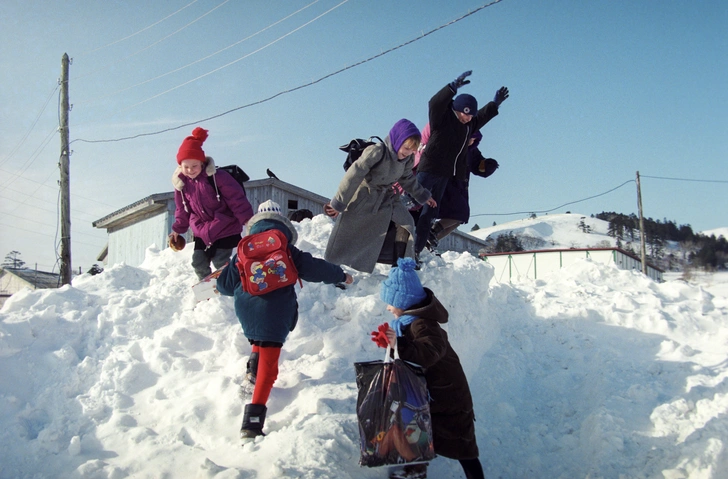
[1,214,728,478]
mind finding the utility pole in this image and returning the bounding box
[636,171,647,275]
[59,53,72,285]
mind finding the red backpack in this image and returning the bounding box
[236,229,301,295]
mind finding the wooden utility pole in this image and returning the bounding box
[59,53,72,285]
[636,171,647,275]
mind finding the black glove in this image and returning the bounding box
[449,70,472,91]
[493,87,509,106]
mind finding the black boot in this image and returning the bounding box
[246,352,259,385]
[240,403,267,439]
[426,222,444,251]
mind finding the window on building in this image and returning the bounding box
[287,200,298,210]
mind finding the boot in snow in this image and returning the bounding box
[240,403,267,440]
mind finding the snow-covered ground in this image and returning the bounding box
[2,214,728,478]
[468,213,616,250]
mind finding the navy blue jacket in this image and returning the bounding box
[216,214,346,343]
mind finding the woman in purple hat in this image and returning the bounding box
[324,119,436,273]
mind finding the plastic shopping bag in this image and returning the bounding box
[354,345,435,467]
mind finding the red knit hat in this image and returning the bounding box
[176,127,208,164]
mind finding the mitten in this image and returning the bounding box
[449,70,472,91]
[370,322,390,348]
[168,234,186,252]
[493,86,509,106]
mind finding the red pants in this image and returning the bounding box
[252,345,281,406]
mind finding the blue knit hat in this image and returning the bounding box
[380,258,427,310]
[453,94,478,116]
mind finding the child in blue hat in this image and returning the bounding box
[374,257,484,479]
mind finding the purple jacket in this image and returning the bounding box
[172,157,254,246]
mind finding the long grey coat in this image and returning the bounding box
[324,136,431,273]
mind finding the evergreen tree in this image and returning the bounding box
[494,232,524,253]
[2,251,25,269]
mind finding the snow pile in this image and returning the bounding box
[1,214,728,478]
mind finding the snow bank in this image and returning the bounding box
[1,215,727,478]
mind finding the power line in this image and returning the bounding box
[471,180,635,217]
[83,0,350,121]
[1,211,107,240]
[0,126,58,192]
[0,83,59,169]
[0,167,119,210]
[641,174,728,184]
[78,0,200,57]
[76,0,230,81]
[0,220,105,248]
[0,191,109,224]
[72,0,505,145]
[75,0,322,107]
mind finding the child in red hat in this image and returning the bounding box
[169,127,254,279]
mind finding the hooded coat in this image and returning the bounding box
[324,136,431,273]
[216,212,347,344]
[417,84,499,182]
[171,157,254,246]
[395,288,479,460]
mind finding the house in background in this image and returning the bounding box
[0,267,61,308]
[92,176,489,268]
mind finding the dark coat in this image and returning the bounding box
[417,84,499,182]
[438,147,499,223]
[216,213,346,344]
[172,157,254,246]
[325,137,431,273]
[395,289,479,460]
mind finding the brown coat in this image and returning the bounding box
[395,289,479,460]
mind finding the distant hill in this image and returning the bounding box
[468,213,617,250]
[464,213,727,271]
[701,227,728,239]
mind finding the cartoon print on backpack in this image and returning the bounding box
[237,228,300,295]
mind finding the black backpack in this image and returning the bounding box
[208,164,250,193]
[340,136,384,171]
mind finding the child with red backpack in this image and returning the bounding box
[216,200,353,439]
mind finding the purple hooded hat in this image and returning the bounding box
[389,119,421,154]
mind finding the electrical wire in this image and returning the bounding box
[0,83,59,169]
[470,180,636,217]
[72,0,504,145]
[75,0,230,81]
[1,211,107,240]
[90,0,350,120]
[641,174,728,184]
[0,126,58,192]
[78,0,200,57]
[0,168,118,210]
[75,0,322,107]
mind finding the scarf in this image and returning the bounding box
[391,314,418,337]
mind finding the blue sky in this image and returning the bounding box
[1,0,726,272]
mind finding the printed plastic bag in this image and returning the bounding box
[354,345,435,467]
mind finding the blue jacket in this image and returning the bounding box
[216,213,347,343]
